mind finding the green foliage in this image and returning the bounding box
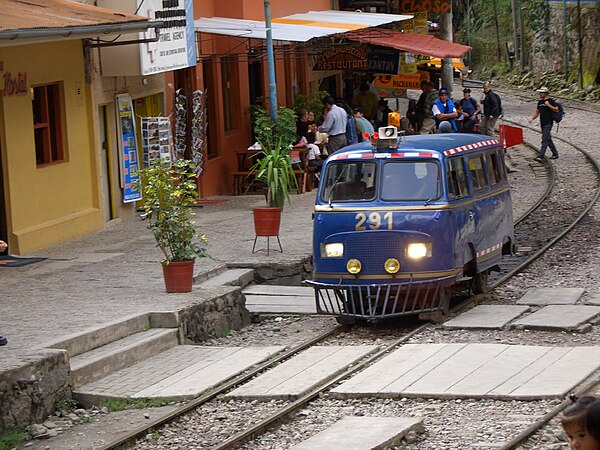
[248,139,298,208]
[96,397,171,412]
[293,90,329,116]
[0,429,24,450]
[56,398,77,412]
[137,159,208,265]
[252,106,297,152]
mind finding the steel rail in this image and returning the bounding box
[101,324,344,450]
[213,322,428,450]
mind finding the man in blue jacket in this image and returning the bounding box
[432,87,459,132]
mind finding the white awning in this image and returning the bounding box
[194,10,413,43]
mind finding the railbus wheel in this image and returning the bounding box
[471,270,489,294]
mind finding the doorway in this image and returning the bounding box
[98,105,114,222]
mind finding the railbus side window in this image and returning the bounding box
[486,150,505,186]
[467,154,488,192]
[446,157,469,199]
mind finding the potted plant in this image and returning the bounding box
[248,106,298,246]
[137,159,208,292]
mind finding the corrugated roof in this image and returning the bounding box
[0,0,148,33]
[343,29,471,59]
[195,10,412,43]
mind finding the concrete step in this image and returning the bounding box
[46,312,178,357]
[198,268,255,288]
[70,328,179,388]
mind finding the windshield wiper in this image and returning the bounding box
[328,167,348,208]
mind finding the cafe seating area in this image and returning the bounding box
[232,144,317,195]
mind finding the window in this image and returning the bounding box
[220,56,240,132]
[486,150,505,186]
[381,161,440,201]
[467,155,488,192]
[446,157,469,199]
[32,83,65,166]
[321,162,376,202]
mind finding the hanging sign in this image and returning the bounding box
[403,11,429,34]
[116,94,142,203]
[374,71,430,92]
[399,53,418,74]
[366,47,400,75]
[398,0,451,13]
[313,46,367,71]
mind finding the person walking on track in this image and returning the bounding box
[528,86,559,162]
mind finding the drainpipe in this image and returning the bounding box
[264,0,278,124]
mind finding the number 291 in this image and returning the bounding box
[355,212,393,231]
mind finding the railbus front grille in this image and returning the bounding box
[306,276,455,319]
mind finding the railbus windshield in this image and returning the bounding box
[321,159,441,203]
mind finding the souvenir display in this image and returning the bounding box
[141,117,173,166]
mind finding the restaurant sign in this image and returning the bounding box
[399,0,451,13]
[313,46,367,71]
[366,47,400,75]
[374,71,431,91]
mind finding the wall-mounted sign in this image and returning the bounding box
[366,47,400,75]
[2,72,27,97]
[313,46,367,71]
[399,53,418,74]
[399,0,451,13]
[374,71,430,91]
[402,11,429,34]
[138,0,196,75]
[116,94,142,203]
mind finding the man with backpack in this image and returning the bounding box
[480,81,502,136]
[458,88,482,133]
[528,86,560,161]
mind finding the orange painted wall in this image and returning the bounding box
[190,0,330,197]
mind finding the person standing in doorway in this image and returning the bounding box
[318,96,347,154]
[480,81,502,136]
[528,86,559,162]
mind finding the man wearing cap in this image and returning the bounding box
[432,87,459,132]
[480,81,502,136]
[528,86,559,161]
[353,108,374,140]
[459,88,482,133]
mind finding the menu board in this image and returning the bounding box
[116,94,142,203]
[141,117,173,166]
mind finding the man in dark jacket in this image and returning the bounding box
[528,86,559,161]
[480,81,502,136]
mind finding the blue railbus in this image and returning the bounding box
[307,131,514,321]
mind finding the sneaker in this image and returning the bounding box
[549,155,559,159]
[0,336,7,346]
[534,157,543,163]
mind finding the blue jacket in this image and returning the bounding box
[433,98,458,131]
[346,114,358,145]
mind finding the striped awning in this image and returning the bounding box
[195,10,413,43]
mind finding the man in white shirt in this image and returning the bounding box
[318,96,347,154]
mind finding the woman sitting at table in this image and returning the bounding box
[296,109,310,144]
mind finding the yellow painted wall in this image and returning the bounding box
[0,40,102,254]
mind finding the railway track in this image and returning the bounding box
[102,113,600,450]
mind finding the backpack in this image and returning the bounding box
[553,101,565,123]
[494,92,503,117]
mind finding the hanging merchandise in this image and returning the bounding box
[191,89,207,177]
[174,88,187,160]
[141,117,174,166]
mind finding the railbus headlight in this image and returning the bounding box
[384,258,401,274]
[406,243,431,259]
[321,242,344,258]
[346,259,362,274]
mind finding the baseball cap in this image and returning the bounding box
[352,107,364,115]
[463,88,471,93]
[439,87,449,95]
[536,86,549,93]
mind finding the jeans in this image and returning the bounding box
[539,124,558,157]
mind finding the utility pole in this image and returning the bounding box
[440,10,453,96]
[577,0,583,89]
[467,0,472,66]
[264,0,278,123]
[492,0,502,60]
[519,0,525,67]
[563,0,568,78]
[511,0,519,63]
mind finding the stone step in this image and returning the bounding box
[243,285,314,297]
[198,268,255,288]
[45,312,178,357]
[70,328,179,388]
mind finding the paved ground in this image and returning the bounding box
[0,191,316,364]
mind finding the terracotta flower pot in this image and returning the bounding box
[162,260,195,293]
[253,207,282,236]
